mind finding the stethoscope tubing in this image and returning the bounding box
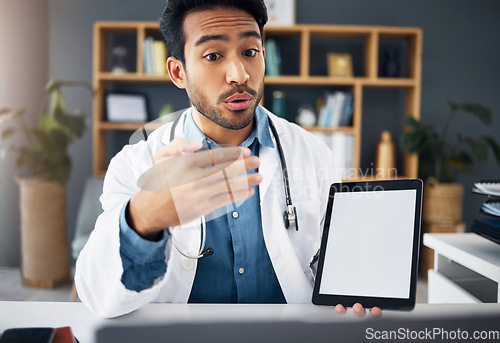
[165,110,296,260]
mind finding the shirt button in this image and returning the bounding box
[238,267,244,275]
[232,211,239,219]
[182,259,194,271]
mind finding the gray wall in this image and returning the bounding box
[0,0,499,266]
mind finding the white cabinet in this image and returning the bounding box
[423,233,500,304]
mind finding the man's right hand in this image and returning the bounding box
[128,138,261,239]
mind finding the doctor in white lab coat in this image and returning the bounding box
[76,106,338,317]
[75,0,382,319]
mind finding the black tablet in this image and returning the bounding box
[312,179,423,310]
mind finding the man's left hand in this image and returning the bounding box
[335,303,382,318]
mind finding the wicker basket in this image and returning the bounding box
[422,178,464,224]
[17,177,70,288]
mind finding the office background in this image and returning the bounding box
[0,0,499,267]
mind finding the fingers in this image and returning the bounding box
[202,155,260,183]
[352,303,366,318]
[138,148,259,191]
[188,146,245,169]
[206,173,262,206]
[335,304,381,318]
[334,304,347,315]
[370,307,382,318]
[154,138,203,164]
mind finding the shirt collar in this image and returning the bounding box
[183,106,274,149]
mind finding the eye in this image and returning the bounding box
[243,49,259,58]
[204,52,221,61]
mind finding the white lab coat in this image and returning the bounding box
[75,108,340,318]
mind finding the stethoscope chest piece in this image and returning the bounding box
[283,205,298,231]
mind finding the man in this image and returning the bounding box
[75,0,381,318]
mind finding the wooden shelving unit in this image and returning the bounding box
[93,22,422,179]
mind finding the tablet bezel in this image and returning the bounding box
[312,179,423,310]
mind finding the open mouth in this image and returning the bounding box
[224,93,252,111]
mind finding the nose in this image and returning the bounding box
[225,58,249,85]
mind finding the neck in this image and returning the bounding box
[192,109,254,146]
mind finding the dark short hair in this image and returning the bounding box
[159,0,268,65]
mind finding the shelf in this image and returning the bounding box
[97,73,415,87]
[97,122,355,134]
[97,72,171,82]
[93,22,421,179]
[302,126,354,134]
[344,175,416,182]
[98,121,165,131]
[264,76,416,87]
[265,76,357,86]
[363,78,416,87]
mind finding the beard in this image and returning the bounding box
[186,78,264,131]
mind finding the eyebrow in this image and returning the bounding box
[195,34,229,47]
[240,30,261,40]
[194,30,262,47]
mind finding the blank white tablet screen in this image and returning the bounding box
[319,189,416,298]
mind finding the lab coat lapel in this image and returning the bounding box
[258,144,280,202]
[258,116,313,303]
[258,111,282,201]
[160,109,188,145]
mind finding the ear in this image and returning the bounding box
[167,56,186,89]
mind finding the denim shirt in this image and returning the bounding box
[119,106,286,303]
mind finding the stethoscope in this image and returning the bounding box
[167,111,298,259]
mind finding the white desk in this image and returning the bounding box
[424,233,500,303]
[1,302,500,343]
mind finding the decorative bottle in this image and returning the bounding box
[375,130,396,179]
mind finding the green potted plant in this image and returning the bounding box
[0,79,93,287]
[401,101,500,223]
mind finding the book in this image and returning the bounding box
[143,37,154,75]
[329,92,346,129]
[471,218,500,245]
[264,39,280,76]
[339,93,353,126]
[152,41,167,76]
[317,92,352,128]
[328,132,354,179]
[322,93,336,127]
[473,180,500,197]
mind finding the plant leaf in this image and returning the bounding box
[49,89,67,118]
[448,101,459,113]
[45,79,62,93]
[0,110,15,126]
[400,118,435,154]
[39,114,58,132]
[0,108,11,115]
[15,155,24,168]
[1,127,17,139]
[481,135,500,163]
[452,150,474,172]
[402,116,423,130]
[53,111,86,140]
[457,102,492,126]
[14,108,26,117]
[463,137,489,163]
